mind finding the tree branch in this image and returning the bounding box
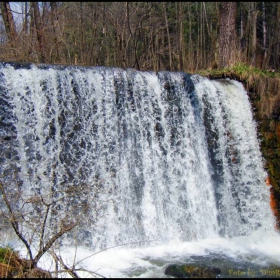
[39,199,52,252]
[33,221,77,265]
[49,250,80,278]
[0,181,34,262]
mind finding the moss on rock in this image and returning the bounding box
[165,264,221,278]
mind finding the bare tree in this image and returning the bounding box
[0,2,18,44]
[0,1,279,71]
[0,138,99,278]
[0,176,77,275]
[31,2,46,63]
[218,2,238,68]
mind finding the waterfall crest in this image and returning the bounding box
[0,63,275,250]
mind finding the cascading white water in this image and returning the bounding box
[0,63,276,256]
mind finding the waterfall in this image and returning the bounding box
[0,62,275,252]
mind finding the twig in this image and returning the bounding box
[75,238,158,267]
[33,221,77,265]
[39,200,52,252]
[49,250,79,278]
[0,181,34,262]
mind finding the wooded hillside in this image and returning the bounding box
[0,2,279,72]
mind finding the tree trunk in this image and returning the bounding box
[1,2,18,44]
[273,2,280,69]
[261,2,268,69]
[31,2,46,63]
[249,2,258,67]
[163,2,172,71]
[50,2,59,63]
[188,3,194,71]
[218,2,237,68]
[178,2,184,70]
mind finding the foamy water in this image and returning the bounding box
[54,230,280,278]
[3,229,278,278]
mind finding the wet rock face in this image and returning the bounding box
[164,264,221,278]
[245,78,280,228]
[207,73,280,228]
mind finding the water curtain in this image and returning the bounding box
[0,63,275,250]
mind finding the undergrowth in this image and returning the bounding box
[0,246,18,264]
[197,62,280,79]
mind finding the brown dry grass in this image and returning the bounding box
[0,247,51,278]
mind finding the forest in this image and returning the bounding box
[0,2,280,72]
